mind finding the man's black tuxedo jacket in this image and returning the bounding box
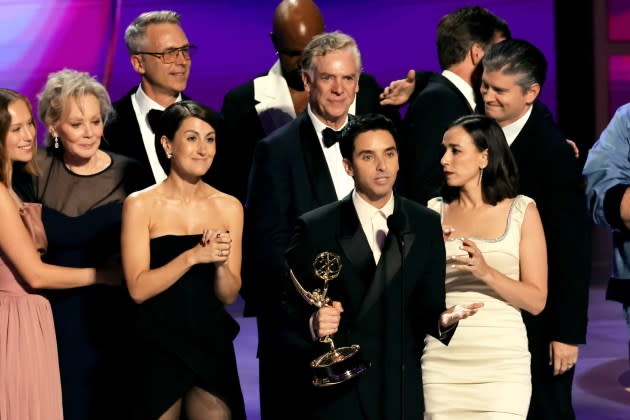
[243,112,339,317]
[104,87,196,185]
[220,72,401,203]
[284,194,448,419]
[511,101,590,346]
[400,72,473,205]
[511,101,590,419]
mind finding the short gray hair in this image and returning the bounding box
[124,10,181,54]
[301,31,362,80]
[38,69,112,146]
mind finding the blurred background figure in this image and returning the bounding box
[583,102,630,364]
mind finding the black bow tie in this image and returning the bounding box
[322,127,344,148]
[147,109,164,133]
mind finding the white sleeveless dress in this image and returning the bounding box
[422,195,533,419]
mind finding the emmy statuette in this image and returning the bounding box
[289,251,370,387]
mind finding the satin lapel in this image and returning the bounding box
[299,115,337,205]
[253,63,296,135]
[337,196,374,312]
[358,198,414,320]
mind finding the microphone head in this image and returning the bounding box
[387,211,407,234]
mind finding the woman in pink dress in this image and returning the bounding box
[0,89,113,420]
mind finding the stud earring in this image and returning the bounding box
[167,153,172,159]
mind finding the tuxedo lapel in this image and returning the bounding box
[358,198,414,320]
[337,196,375,312]
[299,115,337,205]
[253,61,296,135]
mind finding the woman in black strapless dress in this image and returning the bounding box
[121,100,246,420]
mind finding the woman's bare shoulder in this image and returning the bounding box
[207,188,243,210]
[125,184,162,208]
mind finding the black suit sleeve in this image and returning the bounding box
[219,85,264,203]
[410,208,449,344]
[242,137,293,311]
[541,133,591,344]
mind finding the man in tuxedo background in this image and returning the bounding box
[244,30,396,419]
[284,113,480,419]
[380,6,510,205]
[220,0,399,203]
[480,38,590,420]
[104,10,194,185]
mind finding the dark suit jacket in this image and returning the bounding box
[511,101,590,418]
[220,72,401,203]
[400,73,474,205]
[284,194,449,420]
[243,112,339,318]
[103,87,194,185]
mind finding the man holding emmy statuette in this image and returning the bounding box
[285,114,483,419]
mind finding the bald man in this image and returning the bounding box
[219,0,399,203]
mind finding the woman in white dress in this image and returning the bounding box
[422,114,547,419]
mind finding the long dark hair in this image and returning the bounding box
[442,114,518,205]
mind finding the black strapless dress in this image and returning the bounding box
[133,235,245,419]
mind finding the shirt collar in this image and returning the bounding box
[501,105,533,146]
[442,70,476,111]
[134,84,183,116]
[352,189,395,224]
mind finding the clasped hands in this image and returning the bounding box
[194,229,232,265]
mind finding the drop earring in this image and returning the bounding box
[478,166,485,185]
[54,136,59,149]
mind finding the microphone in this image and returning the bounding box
[387,211,407,249]
[387,210,407,419]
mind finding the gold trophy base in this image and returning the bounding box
[310,344,371,387]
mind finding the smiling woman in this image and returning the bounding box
[18,68,152,419]
[120,100,246,419]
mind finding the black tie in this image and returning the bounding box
[322,127,343,148]
[147,109,164,133]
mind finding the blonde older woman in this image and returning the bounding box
[29,69,150,419]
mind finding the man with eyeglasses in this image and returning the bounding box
[219,0,399,203]
[104,10,195,184]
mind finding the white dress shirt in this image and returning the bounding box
[307,105,355,199]
[442,70,477,111]
[501,105,533,146]
[352,190,395,264]
[130,85,182,183]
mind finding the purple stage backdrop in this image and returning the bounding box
[1,0,558,143]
